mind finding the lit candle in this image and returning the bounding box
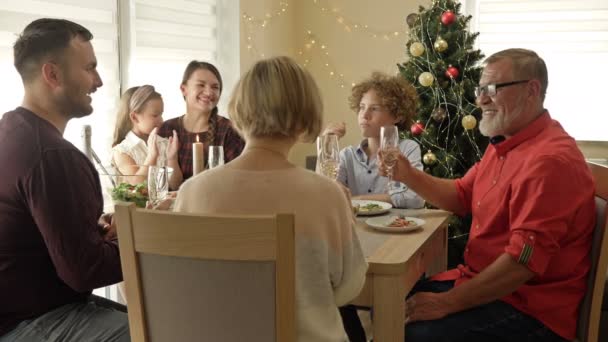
[192,134,204,176]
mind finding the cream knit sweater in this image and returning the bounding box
[174,165,368,341]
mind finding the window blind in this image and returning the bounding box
[0,0,120,161]
[465,0,608,141]
[121,0,218,120]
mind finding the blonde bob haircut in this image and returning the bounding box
[228,56,323,143]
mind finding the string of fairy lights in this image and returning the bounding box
[309,0,405,41]
[241,0,407,89]
[241,1,291,58]
[297,31,353,89]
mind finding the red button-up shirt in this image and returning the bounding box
[434,112,595,340]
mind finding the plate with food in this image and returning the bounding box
[366,215,425,233]
[352,200,392,216]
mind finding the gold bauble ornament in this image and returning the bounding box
[409,42,425,57]
[434,37,448,52]
[432,107,447,122]
[462,114,477,130]
[418,72,434,87]
[423,150,437,165]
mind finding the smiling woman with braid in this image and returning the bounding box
[157,61,245,181]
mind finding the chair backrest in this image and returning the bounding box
[114,203,296,342]
[576,162,608,342]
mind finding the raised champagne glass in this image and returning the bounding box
[380,125,400,192]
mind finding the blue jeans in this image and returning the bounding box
[341,279,568,342]
[405,280,567,342]
[0,295,130,342]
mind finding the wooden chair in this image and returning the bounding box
[576,162,608,342]
[114,203,296,342]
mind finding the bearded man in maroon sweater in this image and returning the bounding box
[0,18,129,341]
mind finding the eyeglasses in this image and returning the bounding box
[474,80,530,98]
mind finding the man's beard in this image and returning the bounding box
[57,90,93,119]
[479,113,504,137]
[479,96,525,137]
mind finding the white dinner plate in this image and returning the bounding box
[352,200,392,216]
[365,216,426,233]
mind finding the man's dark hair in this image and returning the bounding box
[13,18,93,82]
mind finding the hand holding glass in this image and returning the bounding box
[380,125,400,192]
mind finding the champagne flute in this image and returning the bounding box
[148,166,169,206]
[317,134,340,180]
[380,125,400,192]
[208,146,225,169]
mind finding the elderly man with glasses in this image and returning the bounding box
[376,48,595,342]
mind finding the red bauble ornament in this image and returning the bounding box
[441,10,457,26]
[410,121,425,136]
[445,65,460,79]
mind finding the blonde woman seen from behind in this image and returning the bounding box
[112,85,183,190]
[174,56,367,342]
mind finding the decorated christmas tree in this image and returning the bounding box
[398,0,488,267]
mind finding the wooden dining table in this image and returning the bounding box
[351,208,452,342]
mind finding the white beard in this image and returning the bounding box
[479,113,504,137]
[479,94,526,137]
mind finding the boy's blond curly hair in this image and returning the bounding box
[348,72,418,131]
